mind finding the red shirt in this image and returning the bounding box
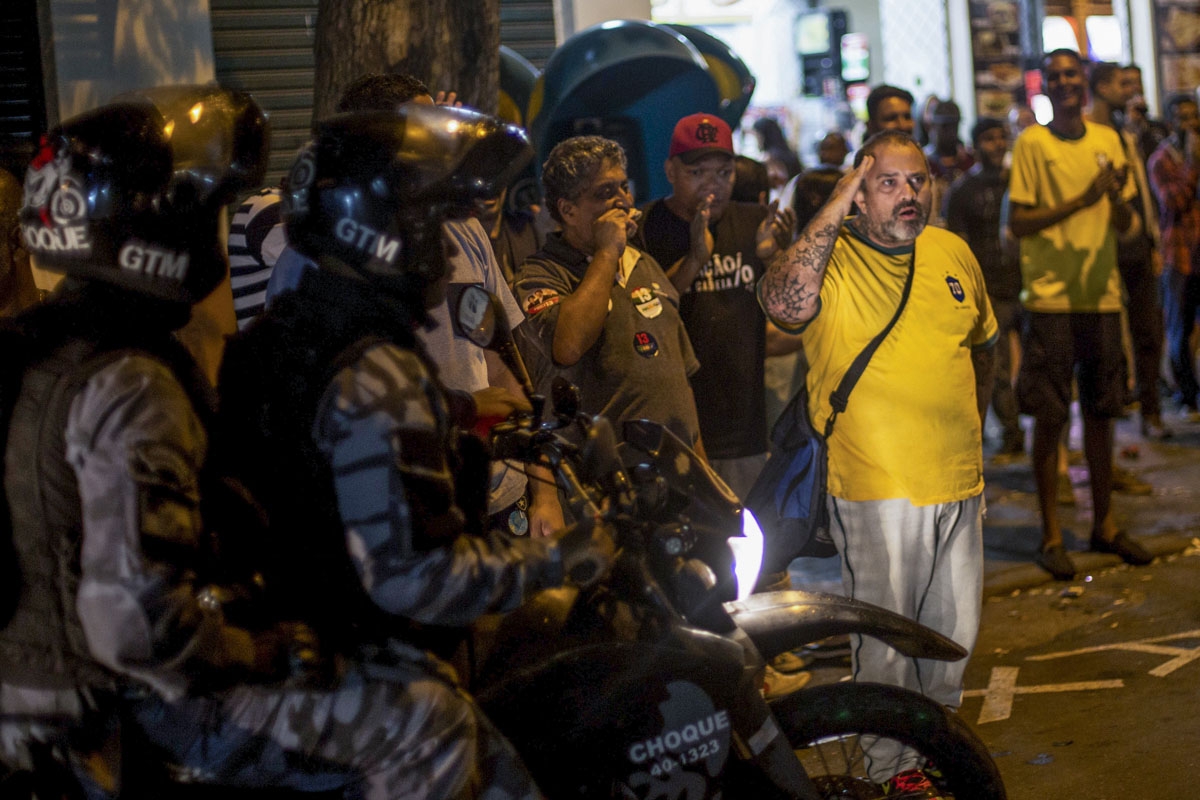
[1148,138,1200,275]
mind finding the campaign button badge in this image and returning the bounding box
[631,286,663,318]
[633,331,660,357]
[523,288,561,315]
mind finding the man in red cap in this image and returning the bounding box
[634,112,795,501]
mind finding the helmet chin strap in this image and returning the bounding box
[375,206,453,313]
[338,258,440,327]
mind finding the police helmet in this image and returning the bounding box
[283,103,532,304]
[19,85,268,304]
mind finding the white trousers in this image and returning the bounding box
[827,493,984,781]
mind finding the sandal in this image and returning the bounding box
[1090,532,1152,566]
[1036,545,1076,580]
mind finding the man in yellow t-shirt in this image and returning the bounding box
[1008,48,1152,582]
[758,130,997,793]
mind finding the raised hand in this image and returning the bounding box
[756,198,797,258]
[689,193,715,265]
[834,155,875,207]
[594,207,632,256]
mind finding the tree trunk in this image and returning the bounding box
[313,0,501,123]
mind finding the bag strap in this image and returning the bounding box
[824,247,915,438]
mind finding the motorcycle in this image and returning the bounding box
[452,284,1006,800]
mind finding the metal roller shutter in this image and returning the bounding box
[210,0,319,190]
[0,0,49,178]
[501,0,556,69]
[210,0,552,187]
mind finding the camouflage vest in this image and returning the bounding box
[215,269,478,654]
[0,288,210,689]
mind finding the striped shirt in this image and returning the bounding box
[227,188,286,329]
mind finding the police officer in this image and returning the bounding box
[0,88,308,791]
[215,104,614,799]
[0,88,575,800]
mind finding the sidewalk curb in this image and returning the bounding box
[981,531,1197,598]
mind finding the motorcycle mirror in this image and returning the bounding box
[551,376,580,420]
[452,283,498,349]
[581,415,628,490]
[451,284,536,399]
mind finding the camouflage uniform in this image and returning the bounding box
[1,305,547,798]
[208,267,572,798]
[315,341,561,623]
[128,645,535,798]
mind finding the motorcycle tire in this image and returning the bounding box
[769,682,1006,800]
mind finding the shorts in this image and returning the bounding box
[1016,311,1125,425]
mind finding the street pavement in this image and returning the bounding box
[788,405,1200,596]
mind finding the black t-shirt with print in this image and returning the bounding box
[636,200,769,459]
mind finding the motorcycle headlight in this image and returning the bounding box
[727,509,765,601]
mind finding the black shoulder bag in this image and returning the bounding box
[746,249,915,571]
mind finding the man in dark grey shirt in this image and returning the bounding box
[513,135,704,452]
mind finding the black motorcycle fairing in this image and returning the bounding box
[725,589,968,663]
[471,585,580,686]
[477,629,750,799]
[618,420,741,542]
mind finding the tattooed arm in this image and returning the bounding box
[758,156,874,327]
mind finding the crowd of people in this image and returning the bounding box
[0,42,1196,800]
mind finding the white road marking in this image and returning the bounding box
[962,666,1124,724]
[1026,628,1200,677]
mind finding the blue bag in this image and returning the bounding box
[745,382,835,571]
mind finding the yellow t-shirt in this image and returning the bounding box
[1008,122,1134,312]
[801,223,998,506]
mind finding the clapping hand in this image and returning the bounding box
[756,198,796,259]
[690,194,715,266]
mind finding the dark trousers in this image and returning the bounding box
[1119,256,1165,417]
[1162,269,1200,409]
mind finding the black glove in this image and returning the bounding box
[553,520,616,589]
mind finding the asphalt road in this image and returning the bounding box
[961,548,1200,799]
[799,548,1200,799]
[787,405,1200,798]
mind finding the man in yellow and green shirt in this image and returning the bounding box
[758,129,996,794]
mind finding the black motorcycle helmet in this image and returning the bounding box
[19,85,268,305]
[283,103,533,308]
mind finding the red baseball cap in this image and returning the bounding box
[669,113,735,164]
